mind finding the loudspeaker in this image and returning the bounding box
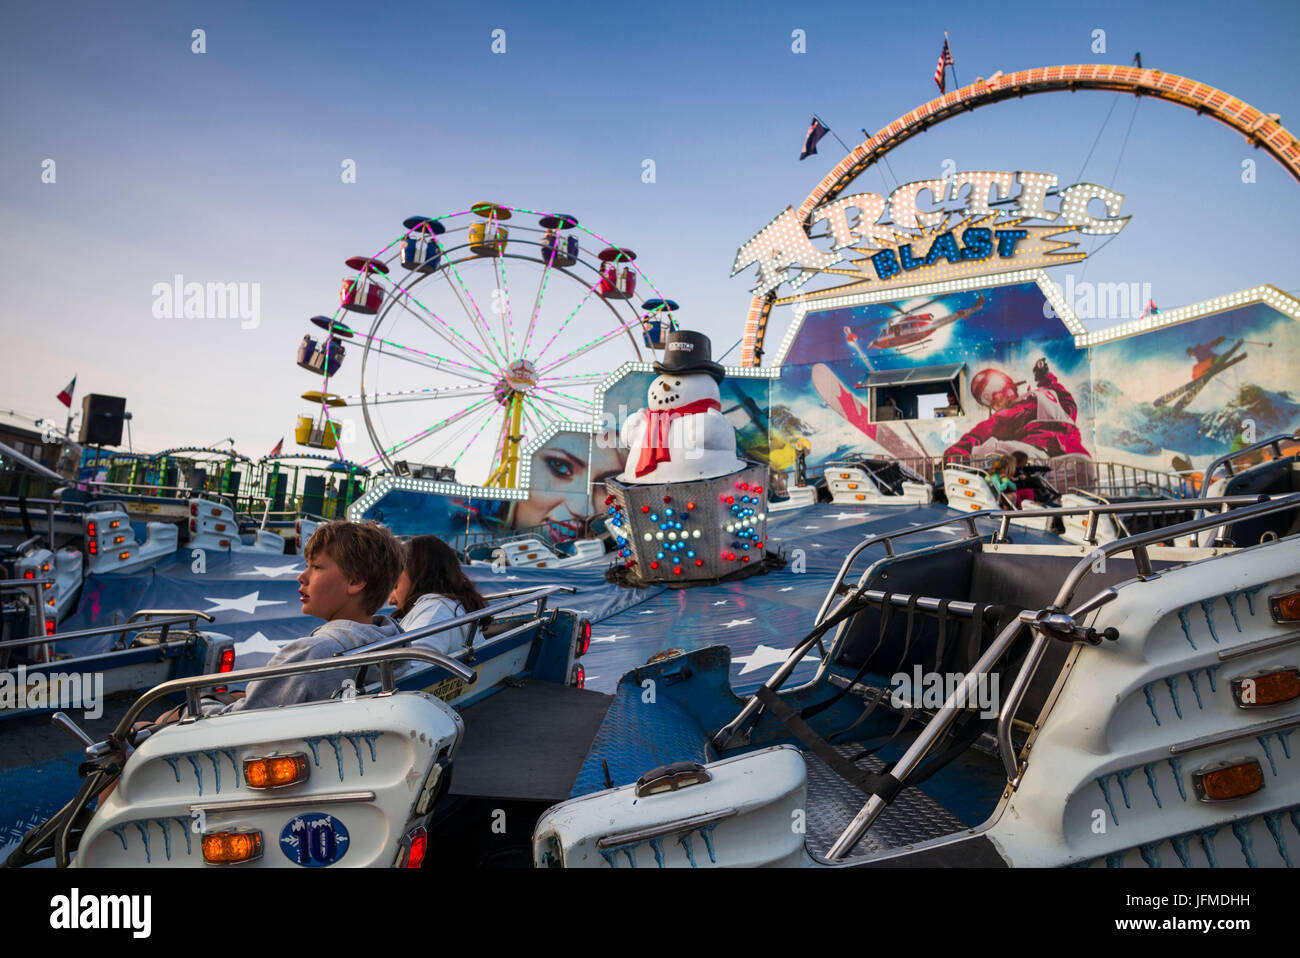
[79,394,127,446]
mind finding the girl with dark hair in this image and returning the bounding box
[388,535,488,656]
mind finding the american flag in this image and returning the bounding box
[933,38,954,92]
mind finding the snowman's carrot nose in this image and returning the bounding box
[661,382,672,391]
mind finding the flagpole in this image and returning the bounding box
[945,31,959,88]
[814,114,855,155]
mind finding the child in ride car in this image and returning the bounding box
[215,520,404,711]
[390,535,488,657]
[148,521,404,723]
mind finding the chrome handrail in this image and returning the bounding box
[344,584,576,656]
[108,649,475,745]
[995,491,1300,783]
[1047,493,1297,611]
[991,493,1264,547]
[0,578,50,644]
[825,612,1033,862]
[89,482,241,514]
[0,610,214,651]
[1198,432,1298,499]
[720,493,1288,753]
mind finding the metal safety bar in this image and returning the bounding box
[343,584,577,656]
[995,491,1300,784]
[0,497,61,548]
[992,493,1268,547]
[111,647,475,742]
[0,610,214,651]
[718,493,1289,754]
[825,611,1036,861]
[1198,432,1298,499]
[712,588,1007,750]
[17,647,474,869]
[0,578,50,648]
[86,482,242,515]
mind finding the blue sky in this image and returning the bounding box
[2,0,1297,477]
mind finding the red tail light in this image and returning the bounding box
[190,503,197,516]
[571,663,585,689]
[576,619,591,657]
[189,518,197,533]
[88,540,97,555]
[213,645,236,693]
[23,570,34,579]
[46,620,56,635]
[87,520,97,537]
[397,826,428,868]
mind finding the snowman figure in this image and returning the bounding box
[619,330,744,484]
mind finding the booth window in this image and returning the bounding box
[865,363,965,422]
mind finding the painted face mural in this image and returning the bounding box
[512,428,625,538]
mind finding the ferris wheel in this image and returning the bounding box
[296,204,680,487]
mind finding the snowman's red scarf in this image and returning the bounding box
[635,398,722,478]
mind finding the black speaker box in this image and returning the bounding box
[78,394,126,446]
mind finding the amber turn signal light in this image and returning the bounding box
[1192,759,1264,802]
[1269,589,1300,623]
[243,754,310,789]
[202,831,263,864]
[1231,668,1300,708]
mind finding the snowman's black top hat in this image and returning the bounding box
[653,330,725,383]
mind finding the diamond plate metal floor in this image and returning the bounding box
[803,745,967,862]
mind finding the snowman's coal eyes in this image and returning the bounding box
[675,380,680,385]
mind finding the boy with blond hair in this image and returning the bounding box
[205,520,404,714]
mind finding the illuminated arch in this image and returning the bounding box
[741,64,1300,365]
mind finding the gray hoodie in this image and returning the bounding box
[213,615,401,714]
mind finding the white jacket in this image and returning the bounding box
[400,594,472,657]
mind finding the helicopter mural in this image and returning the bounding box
[842,291,987,359]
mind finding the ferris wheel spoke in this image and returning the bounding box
[385,285,497,370]
[364,339,495,384]
[525,394,560,425]
[531,282,601,365]
[446,402,504,469]
[494,255,516,364]
[441,263,509,369]
[534,315,642,378]
[534,384,593,407]
[537,372,606,388]
[341,383,498,407]
[521,401,547,437]
[531,390,594,419]
[519,251,556,361]
[364,395,498,465]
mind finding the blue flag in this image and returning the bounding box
[800,117,830,160]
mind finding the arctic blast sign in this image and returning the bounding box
[732,170,1130,300]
